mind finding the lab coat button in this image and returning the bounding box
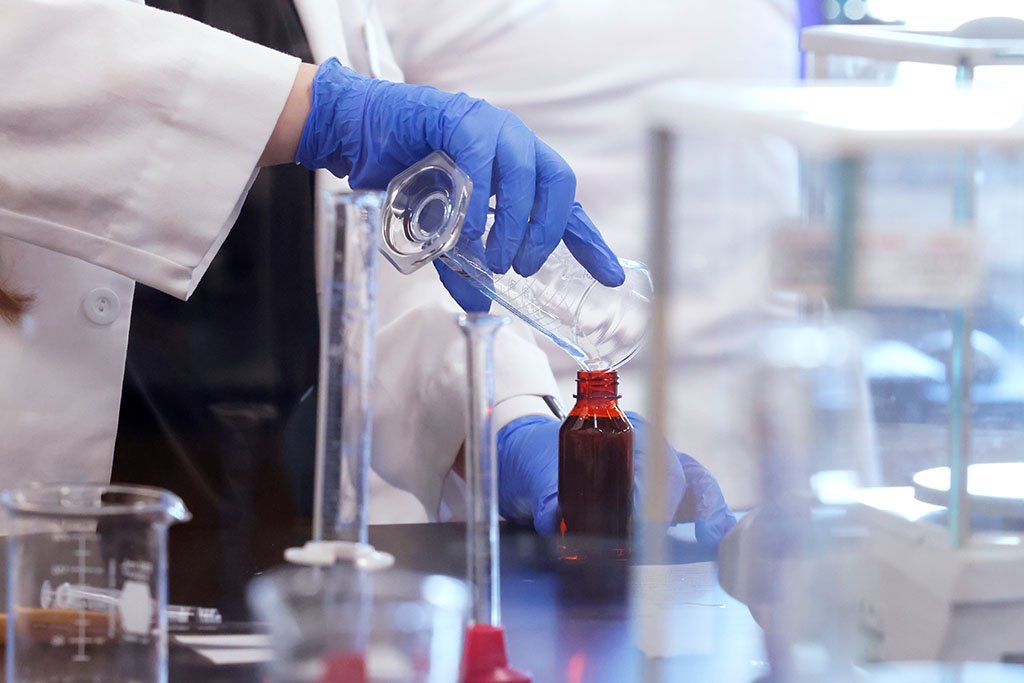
[83,288,121,325]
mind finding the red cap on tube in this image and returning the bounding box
[461,623,531,683]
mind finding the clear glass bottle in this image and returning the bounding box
[557,370,634,561]
[379,151,652,371]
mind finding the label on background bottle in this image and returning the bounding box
[770,223,983,307]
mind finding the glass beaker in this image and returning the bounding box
[2,483,191,682]
[247,565,470,683]
[379,151,653,372]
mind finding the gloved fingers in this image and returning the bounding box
[352,81,464,187]
[485,122,537,274]
[460,162,493,245]
[447,106,499,245]
[628,409,737,546]
[496,416,561,531]
[432,259,492,313]
[512,139,575,278]
[532,492,560,537]
[626,411,686,522]
[695,509,738,548]
[562,203,627,287]
[632,452,686,523]
[676,452,737,548]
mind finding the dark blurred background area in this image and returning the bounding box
[111,0,319,619]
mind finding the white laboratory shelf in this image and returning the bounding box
[802,24,1024,68]
[644,81,1024,154]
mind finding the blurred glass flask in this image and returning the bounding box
[379,151,653,372]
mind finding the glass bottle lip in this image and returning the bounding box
[573,370,621,400]
[576,370,618,381]
[0,483,192,523]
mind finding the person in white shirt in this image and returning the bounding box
[0,0,620,523]
[380,0,802,511]
[2,2,737,571]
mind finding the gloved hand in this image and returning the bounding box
[295,58,625,311]
[496,412,737,547]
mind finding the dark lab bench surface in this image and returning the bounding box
[168,522,763,682]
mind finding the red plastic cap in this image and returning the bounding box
[319,652,367,683]
[461,623,532,683]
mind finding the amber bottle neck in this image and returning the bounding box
[570,370,622,415]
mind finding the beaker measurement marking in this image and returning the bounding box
[51,565,103,576]
[69,637,107,646]
[71,654,91,663]
[108,558,117,639]
[76,535,88,661]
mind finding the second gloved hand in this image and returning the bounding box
[294,58,625,311]
[496,412,737,547]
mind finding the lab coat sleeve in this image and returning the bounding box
[0,0,300,300]
[371,300,560,522]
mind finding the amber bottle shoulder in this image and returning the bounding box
[560,410,632,431]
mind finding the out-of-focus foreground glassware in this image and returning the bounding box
[456,314,505,629]
[2,484,190,683]
[456,313,531,683]
[380,151,653,372]
[288,189,395,570]
[247,565,470,683]
[644,81,1024,681]
[746,319,870,682]
[309,191,381,552]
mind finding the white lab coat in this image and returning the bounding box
[1,0,298,502]
[292,0,562,523]
[0,0,559,524]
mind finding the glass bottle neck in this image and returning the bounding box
[569,370,622,416]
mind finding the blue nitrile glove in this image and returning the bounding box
[496,412,737,547]
[294,58,625,311]
[625,412,738,547]
[496,416,562,536]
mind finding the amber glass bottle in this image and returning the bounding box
[557,370,633,560]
